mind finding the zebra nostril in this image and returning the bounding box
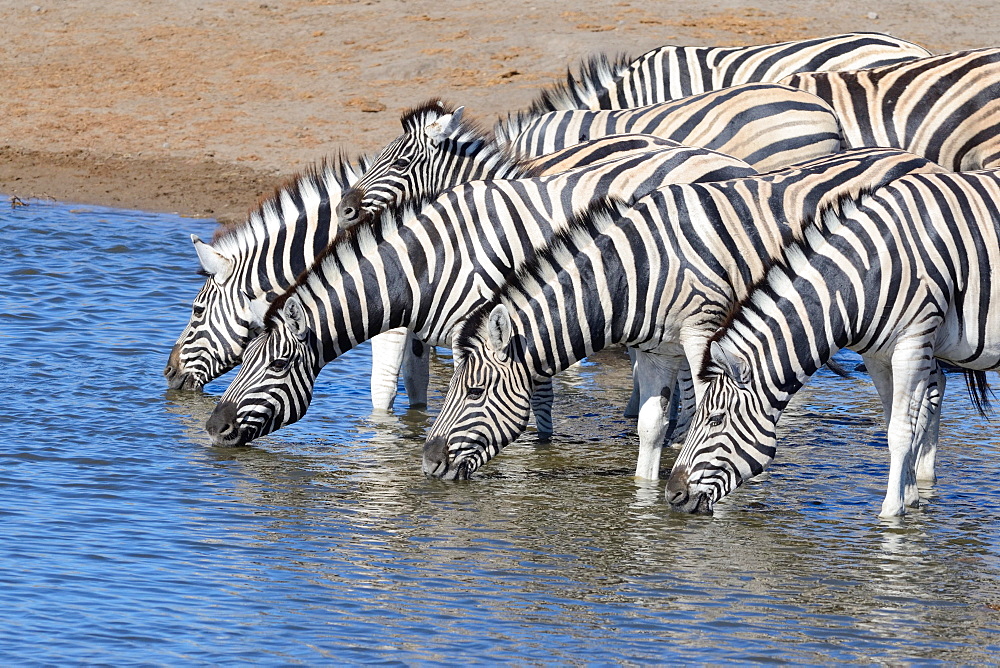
[336,188,364,228]
[666,489,689,507]
[665,464,690,504]
[165,345,182,381]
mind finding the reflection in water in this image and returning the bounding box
[1,200,999,663]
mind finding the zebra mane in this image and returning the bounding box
[493,52,633,146]
[401,98,542,179]
[530,52,632,113]
[454,195,632,351]
[210,150,373,248]
[263,194,435,324]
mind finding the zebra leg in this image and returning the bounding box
[880,338,939,517]
[915,364,945,483]
[368,328,408,413]
[667,361,697,448]
[865,354,942,485]
[633,351,681,480]
[624,347,640,418]
[401,333,430,410]
[531,377,555,441]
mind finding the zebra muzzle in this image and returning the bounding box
[205,401,247,446]
[422,435,451,477]
[665,466,714,514]
[335,188,366,229]
[164,345,203,391]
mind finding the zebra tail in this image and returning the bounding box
[824,358,852,378]
[963,369,994,418]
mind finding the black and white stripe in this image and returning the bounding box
[782,47,1000,170]
[334,100,534,228]
[420,149,945,480]
[667,170,1000,517]
[201,143,759,448]
[496,82,842,172]
[535,32,929,110]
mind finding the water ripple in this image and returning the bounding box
[0,199,998,663]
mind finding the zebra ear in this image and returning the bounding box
[281,296,310,340]
[192,234,233,284]
[486,304,513,360]
[709,341,749,389]
[425,106,464,145]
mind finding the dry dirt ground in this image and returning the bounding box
[1,0,997,223]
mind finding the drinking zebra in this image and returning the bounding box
[201,143,759,448]
[338,84,842,227]
[781,47,1000,170]
[419,149,946,481]
[530,32,929,111]
[666,170,1000,517]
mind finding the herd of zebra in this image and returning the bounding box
[163,32,1000,518]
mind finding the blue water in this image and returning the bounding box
[1,198,999,664]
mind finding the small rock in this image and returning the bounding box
[867,11,879,19]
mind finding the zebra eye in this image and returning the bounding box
[706,412,725,427]
[392,157,410,169]
[467,387,485,399]
[269,358,290,372]
[192,303,206,318]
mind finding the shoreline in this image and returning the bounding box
[0,145,282,224]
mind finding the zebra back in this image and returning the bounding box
[782,47,1000,170]
[504,83,842,172]
[597,32,931,108]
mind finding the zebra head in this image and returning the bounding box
[423,304,536,480]
[666,341,777,514]
[335,100,487,227]
[165,234,266,391]
[204,295,321,447]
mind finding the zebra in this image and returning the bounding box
[494,82,842,172]
[666,169,1000,518]
[200,143,759,449]
[419,148,946,481]
[337,84,842,228]
[161,153,433,411]
[529,32,930,111]
[781,47,1000,170]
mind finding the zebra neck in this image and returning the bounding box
[505,233,659,378]
[291,214,480,363]
[722,233,864,415]
[218,170,347,295]
[444,136,524,184]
